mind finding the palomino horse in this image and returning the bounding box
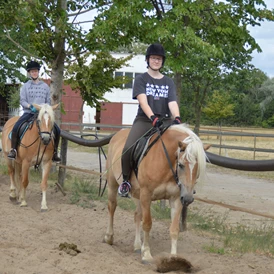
[1,104,58,211]
[104,124,209,263]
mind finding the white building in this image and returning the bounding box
[83,53,146,126]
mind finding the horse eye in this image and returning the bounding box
[178,163,184,169]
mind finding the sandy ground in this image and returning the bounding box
[0,150,274,274]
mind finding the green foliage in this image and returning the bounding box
[65,52,133,107]
[69,177,106,208]
[203,242,225,255]
[1,0,274,131]
[203,90,235,125]
[6,85,20,108]
[189,210,274,256]
[91,0,274,133]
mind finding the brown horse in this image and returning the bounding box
[104,124,210,263]
[1,104,58,211]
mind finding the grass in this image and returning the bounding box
[1,126,274,257]
[188,208,274,257]
[66,175,274,257]
[1,158,273,258]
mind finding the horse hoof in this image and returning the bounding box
[134,249,141,254]
[9,196,17,202]
[20,204,28,207]
[141,259,152,265]
[103,235,113,245]
[41,208,48,212]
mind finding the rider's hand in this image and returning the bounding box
[150,115,163,128]
[30,104,37,113]
[172,116,182,125]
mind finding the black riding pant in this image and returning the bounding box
[11,112,60,152]
[121,116,172,181]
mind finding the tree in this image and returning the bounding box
[0,0,130,123]
[65,51,133,123]
[203,90,235,127]
[1,0,274,133]
[91,0,274,134]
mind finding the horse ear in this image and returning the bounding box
[32,103,41,110]
[52,104,59,110]
[178,141,187,152]
[203,144,211,151]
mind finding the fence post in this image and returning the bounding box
[219,131,222,155]
[58,136,68,187]
[253,135,256,160]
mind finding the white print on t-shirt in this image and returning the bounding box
[146,83,169,100]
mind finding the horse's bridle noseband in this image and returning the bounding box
[34,118,54,169]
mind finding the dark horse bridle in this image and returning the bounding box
[34,115,54,169]
[19,113,54,170]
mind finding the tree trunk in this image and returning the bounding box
[51,63,64,125]
[194,89,201,136]
[49,0,67,125]
[79,101,84,134]
[174,72,182,106]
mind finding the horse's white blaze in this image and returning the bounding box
[43,112,50,128]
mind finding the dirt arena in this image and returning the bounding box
[0,151,274,273]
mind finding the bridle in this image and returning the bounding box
[34,118,54,169]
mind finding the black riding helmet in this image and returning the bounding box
[146,43,166,67]
[26,61,41,72]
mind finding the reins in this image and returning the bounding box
[156,127,180,186]
[18,116,53,170]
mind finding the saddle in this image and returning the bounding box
[130,126,170,177]
[9,114,38,143]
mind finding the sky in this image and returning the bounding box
[249,0,274,78]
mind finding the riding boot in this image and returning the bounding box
[52,138,61,162]
[52,124,61,162]
[118,174,132,198]
[7,130,18,160]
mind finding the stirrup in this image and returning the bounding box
[118,181,131,198]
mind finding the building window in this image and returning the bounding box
[114,71,142,89]
[125,72,133,89]
[114,72,123,88]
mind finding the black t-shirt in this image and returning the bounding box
[133,72,177,118]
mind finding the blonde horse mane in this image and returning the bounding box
[169,124,207,183]
[37,104,55,129]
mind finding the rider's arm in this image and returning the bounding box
[168,101,180,118]
[137,93,154,119]
[20,83,31,109]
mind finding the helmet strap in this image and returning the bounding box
[29,75,39,81]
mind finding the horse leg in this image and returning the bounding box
[104,173,118,245]
[169,198,183,255]
[133,198,142,253]
[7,160,17,201]
[140,192,153,263]
[19,161,30,207]
[40,161,52,212]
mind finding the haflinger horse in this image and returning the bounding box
[104,124,210,263]
[1,103,58,212]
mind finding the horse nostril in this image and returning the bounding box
[180,196,194,206]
